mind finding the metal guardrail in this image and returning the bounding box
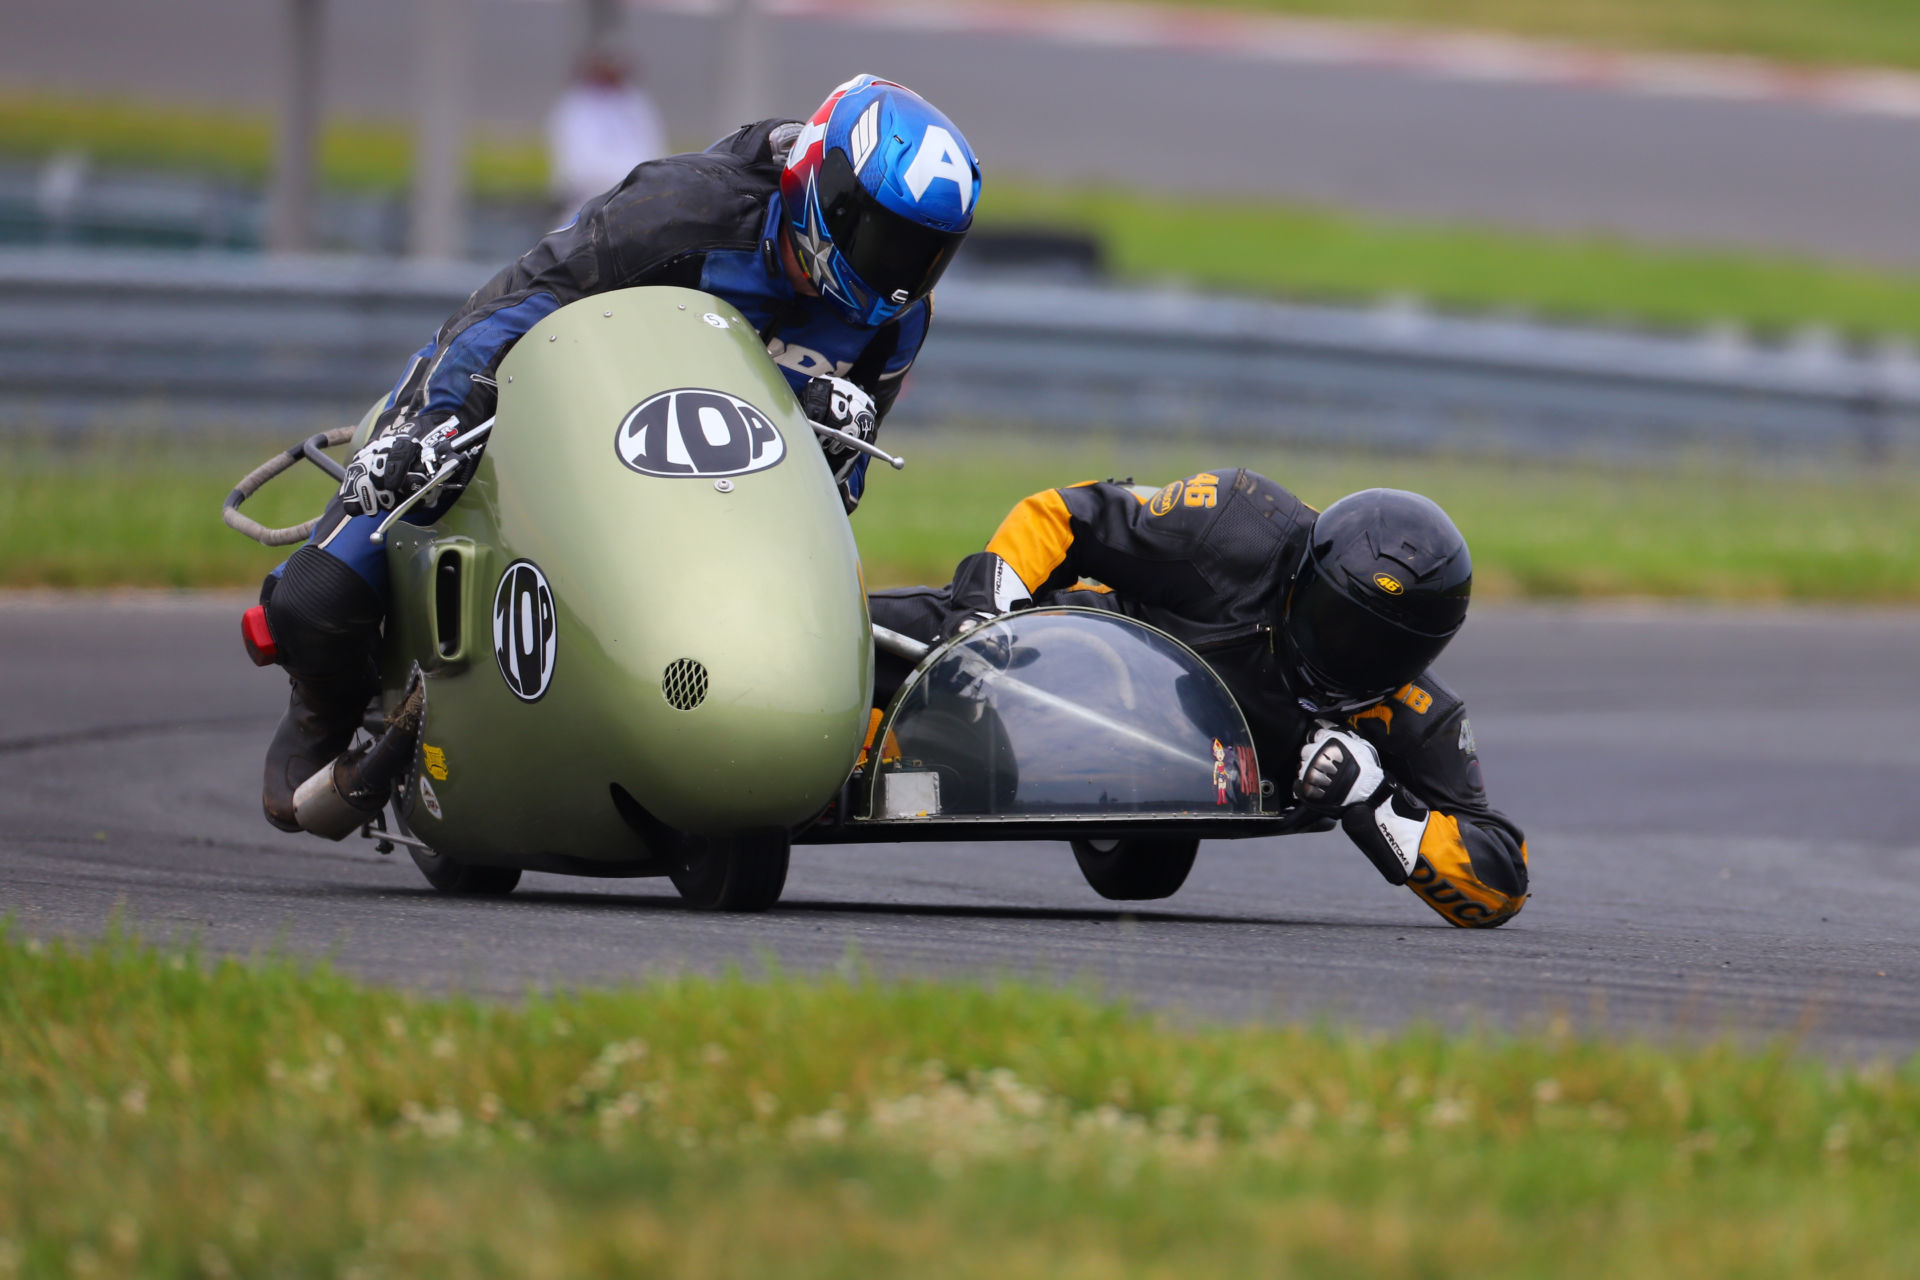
[2,248,1917,460]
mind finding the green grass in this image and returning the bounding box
[1033,0,1920,72]
[8,91,1920,340]
[0,435,339,590]
[978,185,1920,342]
[0,92,548,198]
[5,431,1920,602]
[2,926,1917,1278]
[854,434,1920,603]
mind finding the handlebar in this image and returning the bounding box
[810,419,906,471]
[368,417,494,546]
[220,426,357,546]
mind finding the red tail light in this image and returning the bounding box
[241,605,278,667]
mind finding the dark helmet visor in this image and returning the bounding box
[1283,556,1455,712]
[818,147,967,305]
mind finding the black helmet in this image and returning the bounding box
[1277,488,1472,715]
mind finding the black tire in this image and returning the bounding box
[669,830,790,912]
[407,852,522,901]
[394,806,522,896]
[1070,837,1199,901]
[408,846,523,896]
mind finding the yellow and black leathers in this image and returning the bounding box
[869,468,1529,928]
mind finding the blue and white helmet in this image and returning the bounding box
[781,75,982,328]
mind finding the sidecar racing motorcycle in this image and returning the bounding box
[224,286,1309,911]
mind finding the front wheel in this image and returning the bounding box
[669,830,790,912]
[1071,837,1199,901]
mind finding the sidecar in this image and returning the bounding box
[795,606,1300,900]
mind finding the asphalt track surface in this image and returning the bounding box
[10,0,1920,264]
[3,592,1917,1058]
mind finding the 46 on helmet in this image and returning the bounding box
[782,74,981,327]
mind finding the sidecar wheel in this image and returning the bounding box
[408,847,523,896]
[669,830,790,912]
[1071,837,1199,901]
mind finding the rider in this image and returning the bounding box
[257,74,982,832]
[870,471,1530,928]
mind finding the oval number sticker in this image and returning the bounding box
[615,388,785,479]
[493,560,557,702]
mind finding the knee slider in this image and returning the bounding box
[265,545,387,682]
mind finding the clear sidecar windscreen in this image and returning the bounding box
[869,608,1263,821]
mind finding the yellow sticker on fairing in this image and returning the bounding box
[423,744,449,781]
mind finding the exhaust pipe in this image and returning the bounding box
[293,673,426,840]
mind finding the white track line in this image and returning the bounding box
[633,0,1920,120]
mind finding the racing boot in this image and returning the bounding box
[262,673,373,832]
[257,542,387,832]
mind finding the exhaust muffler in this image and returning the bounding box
[293,672,425,840]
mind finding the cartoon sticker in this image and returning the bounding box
[418,774,443,820]
[492,560,557,702]
[1212,738,1230,806]
[614,388,785,479]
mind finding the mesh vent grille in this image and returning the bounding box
[661,658,709,711]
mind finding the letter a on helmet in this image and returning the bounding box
[782,75,982,327]
[903,126,975,214]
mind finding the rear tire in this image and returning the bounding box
[669,830,790,912]
[407,847,523,896]
[1071,837,1198,901]
[394,807,522,896]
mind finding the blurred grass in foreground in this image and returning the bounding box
[2,927,1916,1279]
[4,430,1919,602]
[1032,0,1920,71]
[7,92,1920,340]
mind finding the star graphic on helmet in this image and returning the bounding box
[795,177,853,307]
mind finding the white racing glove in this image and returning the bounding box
[340,418,461,517]
[799,375,878,508]
[1295,725,1429,887]
[1295,725,1388,811]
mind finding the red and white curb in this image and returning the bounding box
[636,0,1920,120]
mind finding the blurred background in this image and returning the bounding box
[2,0,1917,599]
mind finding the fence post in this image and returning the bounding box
[266,0,325,254]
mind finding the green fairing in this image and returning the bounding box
[378,287,872,865]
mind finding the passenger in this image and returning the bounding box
[871,472,1530,928]
[258,75,980,831]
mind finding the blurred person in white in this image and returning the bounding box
[547,52,667,216]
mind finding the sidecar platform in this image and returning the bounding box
[798,608,1325,845]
